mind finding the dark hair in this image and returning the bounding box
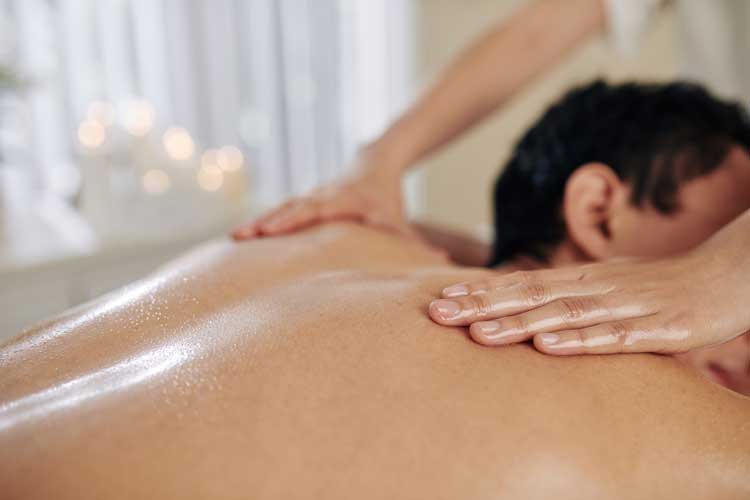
[489,79,750,266]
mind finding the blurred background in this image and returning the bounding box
[0,0,676,334]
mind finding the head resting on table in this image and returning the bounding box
[491,79,750,394]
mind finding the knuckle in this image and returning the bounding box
[510,270,533,285]
[521,282,550,307]
[574,329,587,347]
[606,322,631,350]
[656,312,693,352]
[466,279,491,294]
[505,314,529,334]
[465,293,493,319]
[558,297,593,324]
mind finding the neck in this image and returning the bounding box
[500,241,590,272]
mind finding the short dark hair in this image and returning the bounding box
[489,79,750,266]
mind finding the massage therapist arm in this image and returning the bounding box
[232,0,606,240]
[430,208,750,355]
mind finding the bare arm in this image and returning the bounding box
[373,0,607,173]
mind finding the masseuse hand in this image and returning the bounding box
[232,147,413,240]
[429,211,750,355]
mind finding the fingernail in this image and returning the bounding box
[430,300,461,321]
[443,284,469,297]
[472,321,500,337]
[537,333,560,345]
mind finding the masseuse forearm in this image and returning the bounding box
[695,208,750,327]
[370,0,606,174]
[699,207,750,263]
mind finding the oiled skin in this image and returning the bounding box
[1,224,749,499]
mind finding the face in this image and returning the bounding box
[609,146,750,257]
[611,146,750,395]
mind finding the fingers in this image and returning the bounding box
[258,200,321,234]
[439,260,650,299]
[231,199,301,241]
[440,268,593,299]
[429,280,613,327]
[231,222,260,240]
[466,295,650,346]
[232,197,362,241]
[531,316,683,355]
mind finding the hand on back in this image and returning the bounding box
[232,148,416,241]
[429,223,750,356]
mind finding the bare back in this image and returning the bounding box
[1,224,748,499]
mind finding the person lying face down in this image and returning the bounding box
[483,80,750,394]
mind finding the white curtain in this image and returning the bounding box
[0,0,415,208]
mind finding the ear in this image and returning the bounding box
[562,163,624,260]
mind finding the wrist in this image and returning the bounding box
[360,129,419,176]
[353,141,408,182]
[688,221,750,333]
